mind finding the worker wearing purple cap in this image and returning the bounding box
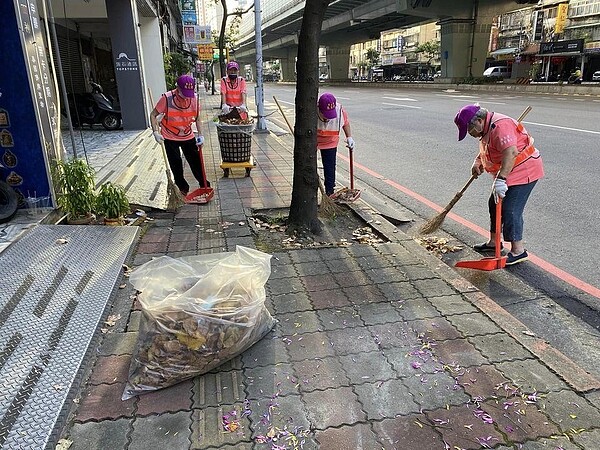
[150,74,209,196]
[317,92,355,196]
[454,104,544,265]
[220,61,247,118]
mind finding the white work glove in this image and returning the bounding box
[346,137,355,150]
[153,131,164,143]
[239,104,248,113]
[195,134,204,146]
[493,177,508,199]
[221,104,231,114]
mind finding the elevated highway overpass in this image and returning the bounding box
[235,0,538,81]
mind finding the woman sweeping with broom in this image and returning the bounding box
[453,104,544,266]
[150,74,209,197]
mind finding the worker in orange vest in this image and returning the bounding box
[220,61,248,119]
[454,104,544,265]
[150,74,209,196]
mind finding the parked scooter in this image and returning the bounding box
[67,82,122,130]
[0,162,18,224]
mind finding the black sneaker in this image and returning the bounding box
[505,250,528,266]
[473,242,503,252]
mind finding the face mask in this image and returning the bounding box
[228,73,238,80]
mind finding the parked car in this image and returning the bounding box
[593,71,600,81]
[483,66,511,78]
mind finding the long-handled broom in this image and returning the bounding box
[420,105,532,234]
[273,95,342,218]
[148,88,185,211]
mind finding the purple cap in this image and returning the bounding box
[226,61,239,71]
[176,75,195,98]
[318,92,337,120]
[454,104,481,141]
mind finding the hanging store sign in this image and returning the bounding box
[197,44,214,60]
[183,25,211,44]
[533,10,544,41]
[182,11,197,25]
[554,3,568,35]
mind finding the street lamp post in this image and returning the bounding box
[254,0,266,131]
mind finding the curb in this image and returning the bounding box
[347,197,600,393]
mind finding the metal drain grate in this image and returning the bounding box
[0,225,138,449]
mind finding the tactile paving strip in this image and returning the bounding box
[0,225,138,449]
[95,129,171,211]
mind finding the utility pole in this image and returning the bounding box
[254,0,266,131]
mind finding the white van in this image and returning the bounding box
[483,66,511,78]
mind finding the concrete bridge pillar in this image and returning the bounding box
[280,47,298,82]
[326,45,351,81]
[439,19,492,80]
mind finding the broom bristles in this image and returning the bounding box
[318,177,342,218]
[420,209,449,234]
[165,177,185,211]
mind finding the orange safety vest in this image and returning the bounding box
[159,90,198,138]
[221,77,245,106]
[479,115,537,173]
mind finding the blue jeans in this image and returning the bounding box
[488,180,537,242]
[320,148,337,195]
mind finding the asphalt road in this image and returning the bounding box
[259,84,600,371]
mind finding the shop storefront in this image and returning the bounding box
[538,39,585,82]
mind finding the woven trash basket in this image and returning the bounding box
[216,122,254,163]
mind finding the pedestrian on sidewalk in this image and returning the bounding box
[150,74,209,196]
[220,61,248,118]
[317,92,355,196]
[454,104,544,265]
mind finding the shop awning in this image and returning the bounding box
[489,47,519,57]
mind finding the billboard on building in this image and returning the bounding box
[197,44,214,60]
[183,25,212,44]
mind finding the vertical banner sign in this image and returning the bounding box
[555,3,568,35]
[534,10,545,41]
[0,0,61,208]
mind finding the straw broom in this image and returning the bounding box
[273,96,342,218]
[420,105,532,234]
[148,88,185,211]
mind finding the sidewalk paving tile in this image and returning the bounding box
[271,291,314,314]
[88,354,131,385]
[98,332,138,356]
[136,379,194,416]
[496,359,568,392]
[309,288,353,309]
[344,284,385,305]
[356,301,404,325]
[446,312,504,336]
[454,364,512,399]
[402,371,470,409]
[75,382,135,422]
[354,378,420,419]
[539,390,600,431]
[315,423,381,449]
[413,278,458,297]
[327,326,381,355]
[276,310,324,335]
[245,363,300,399]
[286,331,336,361]
[432,337,489,368]
[372,414,444,449]
[66,418,131,450]
[248,394,311,438]
[468,332,535,362]
[291,355,350,391]
[377,281,423,301]
[339,350,397,384]
[428,293,479,315]
[573,429,600,449]
[316,306,364,330]
[304,386,367,428]
[191,405,251,449]
[241,334,290,368]
[129,411,191,450]
[395,297,441,321]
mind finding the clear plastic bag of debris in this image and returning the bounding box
[122,246,275,400]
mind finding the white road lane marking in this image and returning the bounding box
[382,96,418,102]
[382,102,422,109]
[523,121,600,135]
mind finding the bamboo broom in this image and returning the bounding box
[148,88,185,211]
[420,105,532,234]
[273,95,342,218]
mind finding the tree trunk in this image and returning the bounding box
[287,0,330,235]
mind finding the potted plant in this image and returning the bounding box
[95,181,130,226]
[51,158,96,224]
